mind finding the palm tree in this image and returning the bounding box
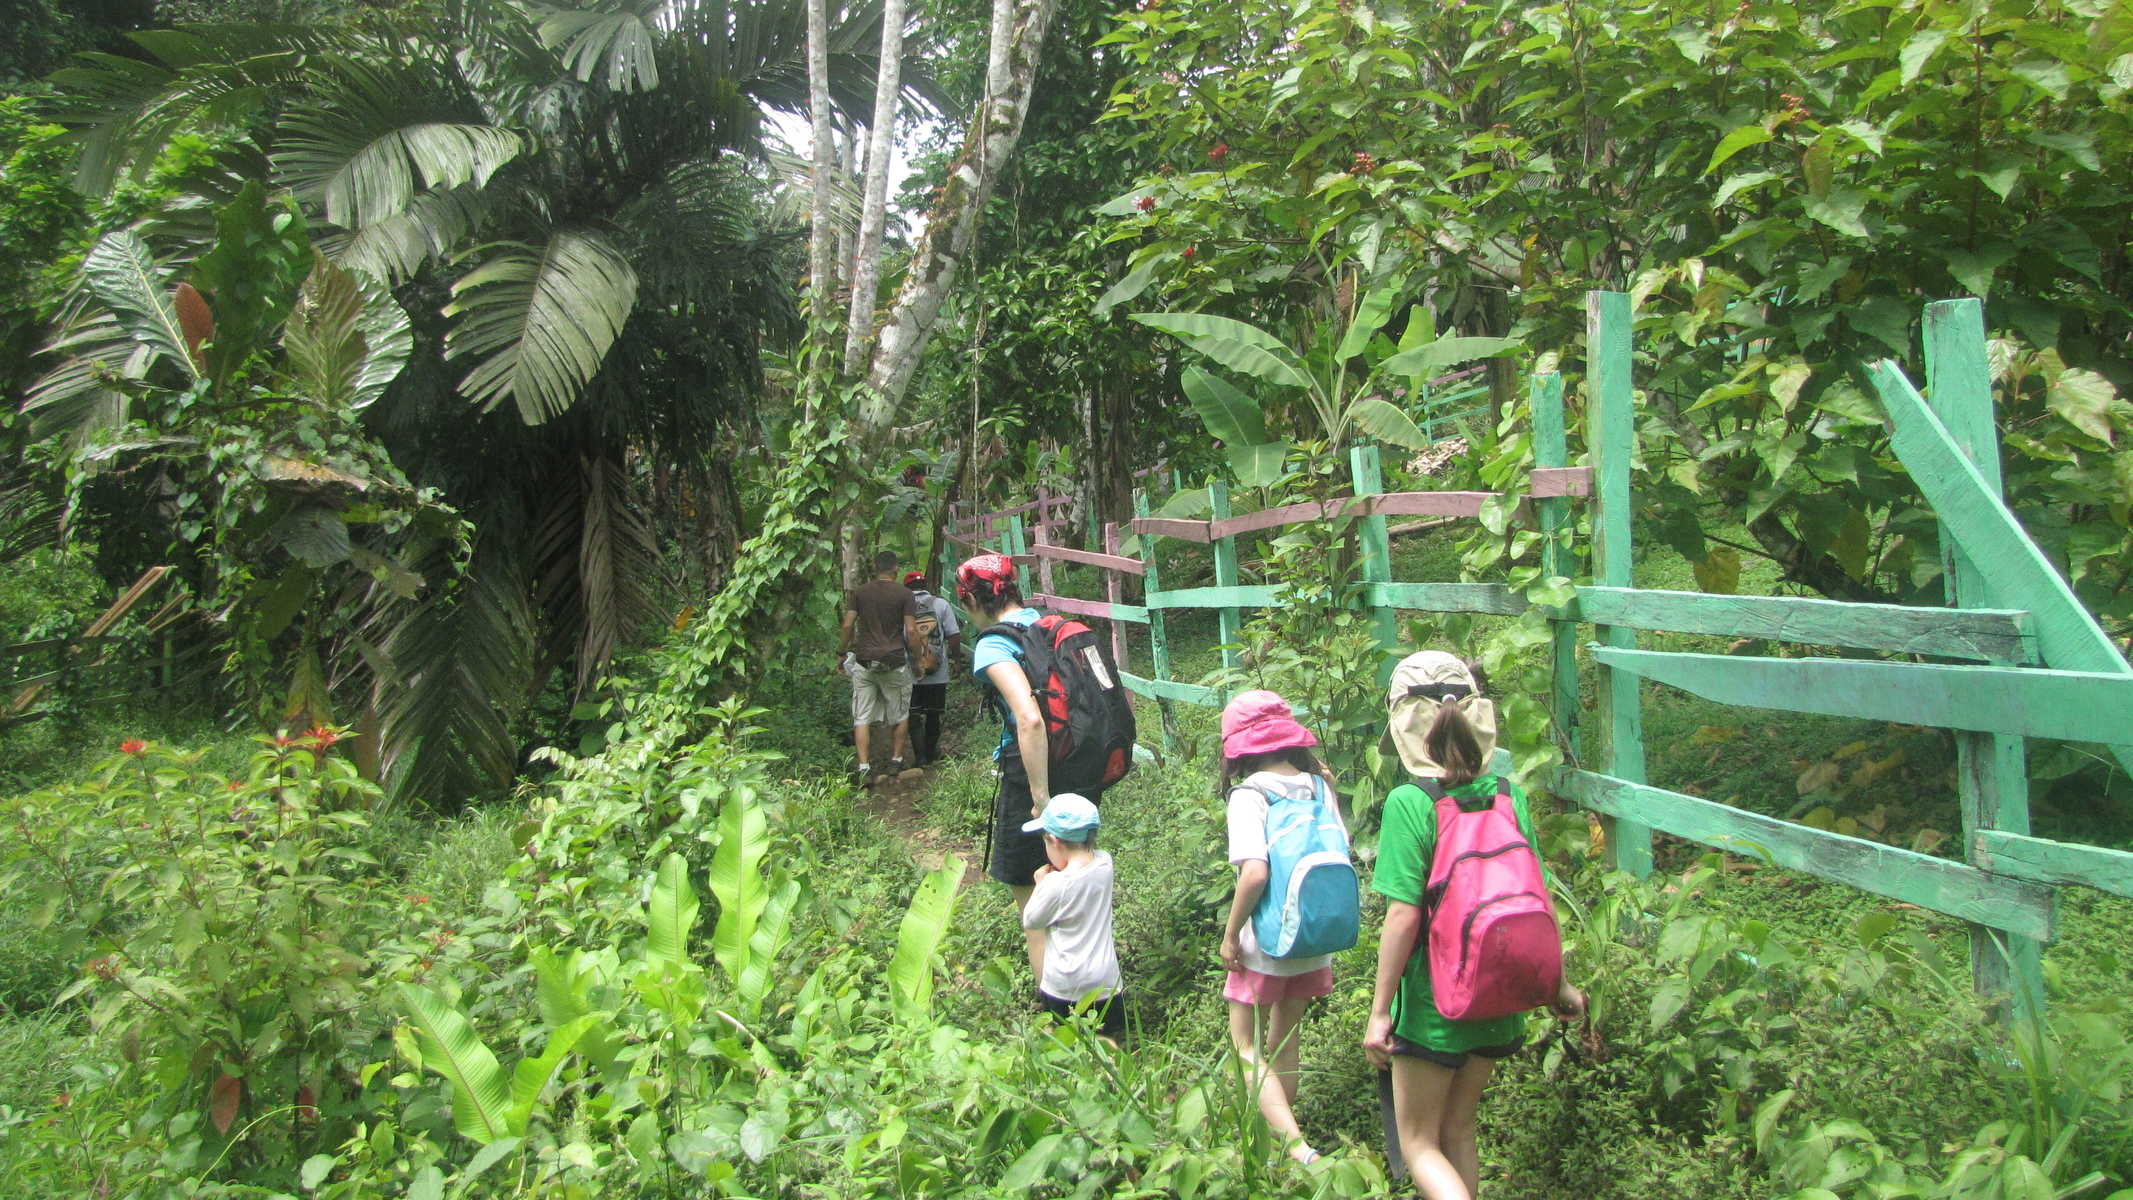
[34,0,939,805]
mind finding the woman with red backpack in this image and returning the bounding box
[1363,651,1586,1199]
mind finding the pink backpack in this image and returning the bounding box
[1423,782,1562,1021]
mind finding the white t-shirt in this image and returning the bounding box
[1021,851,1121,1001]
[1227,771,1344,977]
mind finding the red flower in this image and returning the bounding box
[1135,195,1157,212]
[407,893,431,906]
[273,733,298,747]
[119,739,146,756]
[1209,143,1229,164]
[1181,246,1196,260]
[1351,151,1377,175]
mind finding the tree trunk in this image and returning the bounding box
[842,0,906,376]
[856,0,1058,434]
[805,0,836,333]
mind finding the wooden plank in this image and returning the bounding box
[1135,489,1182,752]
[1122,670,1222,706]
[1556,770,2054,941]
[1145,584,1283,610]
[1869,358,2133,775]
[1593,646,2133,744]
[1127,517,1215,543]
[1531,372,1581,763]
[1105,522,1131,670]
[1589,290,1653,875]
[1924,296,2042,1021]
[1029,542,1147,576]
[1208,499,1350,539]
[1974,831,2133,901]
[1210,483,1242,675]
[1368,582,1528,615]
[1033,594,1149,624]
[1573,587,2037,664]
[1033,488,1055,599]
[944,529,992,551]
[1529,466,1594,498]
[1367,491,1497,519]
[1350,445,1399,677]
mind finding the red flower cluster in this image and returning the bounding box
[1209,142,1229,164]
[1780,92,1809,118]
[304,725,340,748]
[1351,151,1377,174]
[1181,246,1196,260]
[119,739,146,756]
[1135,195,1157,212]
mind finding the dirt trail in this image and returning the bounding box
[852,724,988,890]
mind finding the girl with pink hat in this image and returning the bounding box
[1216,689,1345,1165]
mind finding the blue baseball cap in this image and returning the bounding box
[1022,793,1100,842]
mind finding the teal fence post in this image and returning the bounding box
[1105,521,1130,673]
[1530,371,1581,766]
[1589,291,1655,876]
[1135,489,1180,753]
[1349,443,1399,682]
[1006,514,1029,596]
[1925,298,2046,1024]
[1209,482,1242,681]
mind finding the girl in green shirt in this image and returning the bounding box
[1363,652,1584,1199]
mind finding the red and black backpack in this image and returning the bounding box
[978,614,1138,793]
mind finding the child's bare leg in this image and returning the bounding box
[1267,995,1312,1106]
[1439,1057,1495,1195]
[1389,1056,1471,1200]
[1228,999,1314,1161]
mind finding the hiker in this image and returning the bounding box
[1217,689,1351,1167]
[1365,651,1586,1200]
[1020,793,1124,1039]
[836,550,924,786]
[904,570,961,766]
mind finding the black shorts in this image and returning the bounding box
[1037,989,1125,1036]
[989,770,1104,886]
[1388,1032,1521,1070]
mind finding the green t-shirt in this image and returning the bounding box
[1371,773,1549,1052]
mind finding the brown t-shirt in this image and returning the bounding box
[848,578,920,666]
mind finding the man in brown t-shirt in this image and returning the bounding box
[837,549,923,785]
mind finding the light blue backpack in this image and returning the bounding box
[1248,776,1360,959]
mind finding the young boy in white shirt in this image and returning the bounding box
[1020,793,1124,1038]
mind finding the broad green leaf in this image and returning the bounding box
[277,82,524,231]
[508,1015,601,1135]
[1693,547,1742,595]
[459,1136,524,1189]
[1770,363,1812,413]
[273,506,353,567]
[81,232,196,378]
[1899,28,1948,84]
[1752,1088,1796,1156]
[708,797,768,983]
[1346,397,1431,451]
[1395,304,1434,351]
[399,983,511,1144]
[1227,442,1286,488]
[2048,368,2117,443]
[1181,365,1268,445]
[646,852,699,971]
[445,230,639,424]
[1704,124,1772,175]
[1942,244,2014,298]
[2027,130,2099,171]
[1130,312,1311,388]
[2011,57,2071,101]
[1712,170,1780,209]
[1379,335,1519,379]
[737,872,802,1004]
[1336,285,1400,361]
[1093,259,1160,317]
[1802,190,1869,239]
[1001,1133,1065,1191]
[408,1166,444,1200]
[888,856,965,1014]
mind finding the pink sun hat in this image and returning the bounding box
[1220,689,1318,759]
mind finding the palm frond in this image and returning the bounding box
[316,185,500,283]
[379,541,537,809]
[275,59,525,231]
[443,229,639,425]
[21,309,154,447]
[571,452,663,695]
[282,252,414,412]
[537,0,668,93]
[50,40,314,193]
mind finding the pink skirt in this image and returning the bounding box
[1223,966,1334,1005]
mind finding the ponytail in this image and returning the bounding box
[1423,700,1486,788]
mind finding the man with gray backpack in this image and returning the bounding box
[903,570,960,766]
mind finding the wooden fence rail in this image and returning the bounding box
[949,291,2133,1019]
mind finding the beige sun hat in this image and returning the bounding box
[1384,650,1497,777]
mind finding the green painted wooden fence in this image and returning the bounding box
[946,291,2133,1018]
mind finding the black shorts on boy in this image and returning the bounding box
[1036,989,1126,1037]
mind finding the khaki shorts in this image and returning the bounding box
[848,659,913,726]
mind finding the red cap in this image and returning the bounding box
[903,571,926,587]
[956,553,1017,596]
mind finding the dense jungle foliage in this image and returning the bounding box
[2,0,2130,1195]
